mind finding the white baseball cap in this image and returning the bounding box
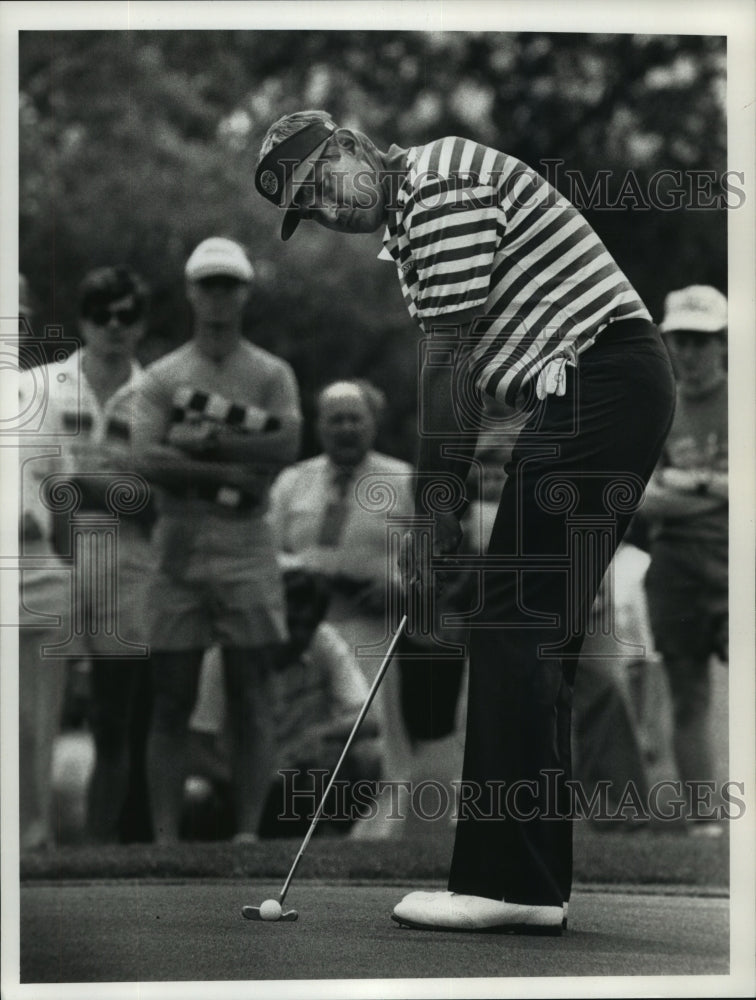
[659,285,727,334]
[185,237,254,282]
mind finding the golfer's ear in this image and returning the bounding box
[334,128,358,154]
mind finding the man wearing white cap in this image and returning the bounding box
[133,237,302,843]
[642,285,728,835]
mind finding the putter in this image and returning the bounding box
[242,614,408,923]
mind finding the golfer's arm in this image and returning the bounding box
[415,309,483,514]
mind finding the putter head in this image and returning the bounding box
[242,905,299,922]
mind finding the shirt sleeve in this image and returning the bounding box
[18,369,64,539]
[406,180,502,319]
[19,366,61,437]
[130,365,173,449]
[267,465,295,550]
[101,378,152,489]
[264,359,302,421]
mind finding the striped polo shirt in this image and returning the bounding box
[379,136,651,406]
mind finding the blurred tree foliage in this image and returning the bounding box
[19,30,728,461]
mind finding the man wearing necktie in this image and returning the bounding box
[268,380,416,836]
[317,465,353,548]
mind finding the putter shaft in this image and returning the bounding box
[277,615,408,906]
[241,614,407,921]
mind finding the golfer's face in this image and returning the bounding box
[296,150,386,235]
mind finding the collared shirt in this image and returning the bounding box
[653,378,728,554]
[379,137,651,407]
[18,350,143,539]
[268,450,414,585]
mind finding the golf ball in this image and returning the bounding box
[259,899,282,921]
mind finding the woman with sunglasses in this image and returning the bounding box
[19,266,155,845]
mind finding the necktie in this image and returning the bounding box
[317,467,352,547]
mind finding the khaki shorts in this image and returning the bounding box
[146,515,287,651]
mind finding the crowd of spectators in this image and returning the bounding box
[17,243,729,848]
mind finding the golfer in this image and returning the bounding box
[255,111,676,933]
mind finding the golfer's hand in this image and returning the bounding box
[399,512,464,605]
[433,510,465,557]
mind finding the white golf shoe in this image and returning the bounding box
[391,890,563,935]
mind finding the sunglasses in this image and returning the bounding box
[195,275,245,291]
[86,304,142,326]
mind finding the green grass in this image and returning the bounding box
[20,822,728,890]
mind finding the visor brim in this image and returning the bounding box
[278,134,332,241]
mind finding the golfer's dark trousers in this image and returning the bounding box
[448,318,676,906]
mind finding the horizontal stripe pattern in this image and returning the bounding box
[382,136,650,406]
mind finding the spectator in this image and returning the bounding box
[179,570,383,840]
[268,379,415,836]
[18,275,71,851]
[132,237,302,844]
[641,285,728,835]
[572,551,654,828]
[259,569,383,837]
[19,266,155,846]
[607,534,679,798]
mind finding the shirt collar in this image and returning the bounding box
[78,350,143,408]
[326,453,372,481]
[378,227,397,262]
[377,145,415,262]
[79,349,142,377]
